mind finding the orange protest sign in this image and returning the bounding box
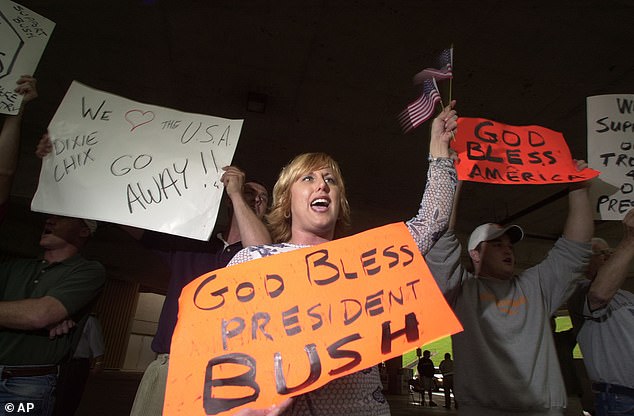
[454,117,600,184]
[164,223,462,415]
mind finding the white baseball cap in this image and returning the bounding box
[468,223,524,251]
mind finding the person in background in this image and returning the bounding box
[417,350,437,407]
[568,208,634,416]
[128,168,271,416]
[439,352,455,409]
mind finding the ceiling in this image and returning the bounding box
[4,0,634,289]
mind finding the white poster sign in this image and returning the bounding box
[587,94,634,220]
[0,0,54,114]
[32,81,243,241]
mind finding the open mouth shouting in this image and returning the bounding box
[310,197,331,212]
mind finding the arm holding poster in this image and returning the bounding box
[528,159,593,312]
[586,209,634,312]
[563,160,594,244]
[220,166,271,247]
[0,75,38,213]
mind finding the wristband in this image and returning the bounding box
[428,155,451,162]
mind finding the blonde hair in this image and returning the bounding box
[267,153,351,243]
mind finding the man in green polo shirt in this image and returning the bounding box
[0,216,105,416]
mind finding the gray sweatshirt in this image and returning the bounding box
[425,231,590,416]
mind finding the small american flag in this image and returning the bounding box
[398,78,441,133]
[413,48,453,84]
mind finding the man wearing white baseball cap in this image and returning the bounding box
[425,164,594,416]
[465,223,525,279]
[468,223,524,251]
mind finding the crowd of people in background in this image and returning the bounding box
[411,350,455,409]
[1,74,633,416]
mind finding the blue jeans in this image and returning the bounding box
[0,368,57,416]
[594,390,634,416]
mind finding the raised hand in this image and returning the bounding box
[430,100,457,158]
[220,166,246,198]
[15,75,38,107]
[35,132,53,159]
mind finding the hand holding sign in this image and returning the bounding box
[35,132,52,158]
[453,117,599,184]
[220,166,247,198]
[13,75,38,108]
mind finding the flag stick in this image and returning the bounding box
[435,91,455,141]
[449,43,454,102]
[449,80,453,103]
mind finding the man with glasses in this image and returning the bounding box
[129,167,271,416]
[568,209,634,416]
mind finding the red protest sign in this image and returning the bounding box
[164,223,462,415]
[454,117,600,184]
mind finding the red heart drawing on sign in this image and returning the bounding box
[125,109,155,131]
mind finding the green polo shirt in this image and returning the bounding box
[0,254,105,365]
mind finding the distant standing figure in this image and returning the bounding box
[439,352,455,409]
[417,350,437,407]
